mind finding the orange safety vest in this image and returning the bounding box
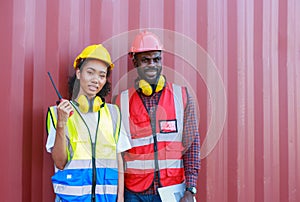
[117,83,187,192]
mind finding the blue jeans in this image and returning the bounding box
[124,189,162,202]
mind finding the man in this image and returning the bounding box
[114,30,200,202]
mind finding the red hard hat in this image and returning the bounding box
[129,30,163,54]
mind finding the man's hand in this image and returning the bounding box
[179,191,195,202]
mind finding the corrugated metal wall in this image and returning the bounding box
[0,0,299,201]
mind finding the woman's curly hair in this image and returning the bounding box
[68,58,112,100]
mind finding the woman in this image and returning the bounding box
[46,44,130,202]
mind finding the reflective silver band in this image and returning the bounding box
[126,159,183,170]
[130,132,182,147]
[172,84,184,136]
[65,159,118,169]
[53,184,117,196]
[120,90,131,133]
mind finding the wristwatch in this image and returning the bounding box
[186,186,197,195]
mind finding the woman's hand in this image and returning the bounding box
[57,99,73,126]
[52,99,72,170]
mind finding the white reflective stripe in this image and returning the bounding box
[95,184,117,195]
[95,159,118,168]
[172,84,184,135]
[130,135,153,147]
[53,184,117,196]
[106,104,121,141]
[156,132,182,142]
[65,159,118,169]
[120,90,130,133]
[126,159,183,170]
[130,132,182,147]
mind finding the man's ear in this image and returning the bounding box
[132,58,138,68]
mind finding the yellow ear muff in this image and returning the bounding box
[156,75,165,92]
[92,96,103,112]
[138,75,166,96]
[77,95,104,113]
[139,79,153,96]
[78,95,90,113]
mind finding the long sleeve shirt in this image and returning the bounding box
[138,87,200,195]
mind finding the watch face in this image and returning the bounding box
[187,187,197,194]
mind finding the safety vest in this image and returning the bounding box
[117,83,187,192]
[46,103,121,202]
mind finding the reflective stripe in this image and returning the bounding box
[106,104,121,143]
[53,183,117,196]
[66,159,118,169]
[172,84,184,135]
[126,159,183,170]
[130,132,182,147]
[120,90,130,133]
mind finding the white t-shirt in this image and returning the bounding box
[46,106,132,154]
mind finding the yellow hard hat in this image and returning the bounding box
[73,44,114,70]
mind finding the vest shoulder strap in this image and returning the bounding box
[106,104,121,143]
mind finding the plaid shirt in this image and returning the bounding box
[135,85,201,195]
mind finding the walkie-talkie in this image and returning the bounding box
[47,72,74,117]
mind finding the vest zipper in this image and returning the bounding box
[151,106,161,186]
[91,111,100,202]
[91,142,96,202]
[70,102,99,202]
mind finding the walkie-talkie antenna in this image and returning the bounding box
[47,72,63,99]
[47,71,73,116]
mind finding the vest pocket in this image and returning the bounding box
[52,168,86,186]
[72,138,92,159]
[129,113,152,138]
[165,142,184,160]
[104,168,118,186]
[164,143,184,180]
[52,169,92,201]
[104,168,118,179]
[161,167,185,187]
[94,165,118,187]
